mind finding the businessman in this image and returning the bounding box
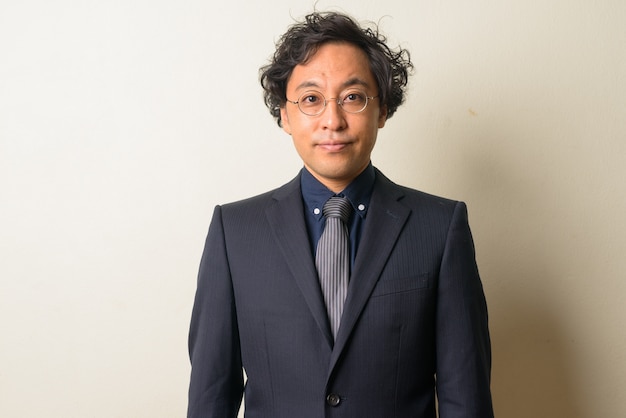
[188,11,494,418]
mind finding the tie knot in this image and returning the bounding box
[323,196,353,223]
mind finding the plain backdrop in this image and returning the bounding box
[1,1,625,417]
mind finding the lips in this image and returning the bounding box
[316,139,352,152]
[318,142,349,152]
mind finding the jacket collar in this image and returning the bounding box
[264,169,411,360]
[329,169,411,373]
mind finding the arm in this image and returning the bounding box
[188,205,244,418]
[436,202,494,418]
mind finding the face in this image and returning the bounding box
[280,42,387,192]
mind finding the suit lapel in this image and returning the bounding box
[265,176,334,347]
[329,172,411,372]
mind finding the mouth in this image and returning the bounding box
[317,141,351,152]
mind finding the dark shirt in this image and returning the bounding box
[300,163,376,268]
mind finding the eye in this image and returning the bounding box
[300,92,323,106]
[343,91,366,103]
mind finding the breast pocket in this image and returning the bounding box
[370,273,432,297]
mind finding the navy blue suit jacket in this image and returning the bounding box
[188,168,493,418]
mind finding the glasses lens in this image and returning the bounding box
[295,90,371,115]
[298,91,325,116]
[340,90,368,113]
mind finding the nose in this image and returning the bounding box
[321,98,347,131]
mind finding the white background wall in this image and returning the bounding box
[1,1,624,417]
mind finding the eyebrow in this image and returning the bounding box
[294,77,372,92]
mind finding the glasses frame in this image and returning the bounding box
[285,89,379,116]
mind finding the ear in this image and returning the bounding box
[280,107,292,135]
[378,104,388,129]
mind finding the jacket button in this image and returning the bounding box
[326,393,341,407]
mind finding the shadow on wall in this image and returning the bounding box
[489,281,585,418]
[456,137,587,417]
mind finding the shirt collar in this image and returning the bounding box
[300,163,375,221]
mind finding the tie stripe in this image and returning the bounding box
[315,196,352,340]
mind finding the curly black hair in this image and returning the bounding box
[259,11,413,127]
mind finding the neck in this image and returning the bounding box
[304,164,370,194]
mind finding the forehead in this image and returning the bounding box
[287,42,376,92]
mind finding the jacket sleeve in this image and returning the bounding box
[187,205,243,418]
[436,201,494,418]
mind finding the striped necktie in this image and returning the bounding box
[315,196,353,339]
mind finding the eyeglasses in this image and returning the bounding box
[285,89,379,116]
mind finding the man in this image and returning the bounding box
[188,11,494,418]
